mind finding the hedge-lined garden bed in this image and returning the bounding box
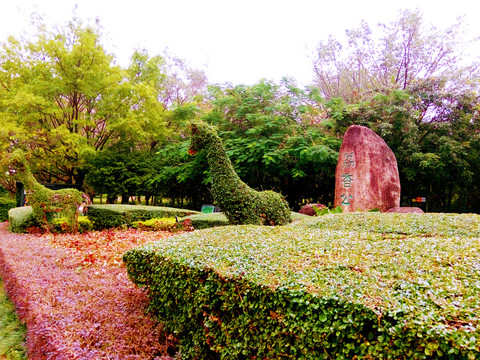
[123,213,480,359]
[86,204,199,230]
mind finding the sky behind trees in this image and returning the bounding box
[1,0,480,85]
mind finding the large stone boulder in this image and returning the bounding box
[334,125,401,212]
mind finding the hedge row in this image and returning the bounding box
[180,212,310,230]
[180,213,230,229]
[123,213,480,359]
[8,207,37,233]
[87,204,199,230]
[8,206,93,233]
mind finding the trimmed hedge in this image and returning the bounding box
[87,204,199,230]
[290,211,311,222]
[52,216,93,233]
[181,212,310,230]
[0,197,16,222]
[131,217,178,232]
[8,207,38,233]
[180,213,230,229]
[123,213,480,359]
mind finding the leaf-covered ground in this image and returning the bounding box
[0,223,180,359]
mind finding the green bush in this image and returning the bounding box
[8,207,39,233]
[52,216,93,233]
[131,217,178,231]
[180,212,230,229]
[0,197,17,222]
[124,213,480,359]
[87,204,199,230]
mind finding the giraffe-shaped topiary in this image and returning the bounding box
[189,120,291,226]
[8,149,83,232]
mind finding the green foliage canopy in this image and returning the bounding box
[0,19,167,190]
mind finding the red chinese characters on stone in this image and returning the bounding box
[334,125,401,212]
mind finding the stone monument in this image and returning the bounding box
[334,125,401,212]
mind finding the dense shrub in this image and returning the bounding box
[0,197,16,222]
[52,216,93,233]
[87,204,199,230]
[124,213,480,359]
[189,120,291,226]
[131,218,178,232]
[181,212,310,230]
[8,207,38,233]
[180,212,230,229]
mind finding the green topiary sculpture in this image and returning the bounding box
[189,120,291,225]
[8,149,83,232]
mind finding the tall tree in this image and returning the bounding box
[312,9,480,102]
[202,80,340,208]
[0,19,167,191]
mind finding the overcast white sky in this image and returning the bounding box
[1,0,480,85]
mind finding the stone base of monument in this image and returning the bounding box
[385,207,424,214]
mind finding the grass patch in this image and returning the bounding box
[0,279,26,360]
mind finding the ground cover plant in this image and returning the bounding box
[0,223,181,359]
[0,279,26,360]
[124,212,480,359]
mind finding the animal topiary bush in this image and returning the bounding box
[189,120,291,225]
[8,150,83,233]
